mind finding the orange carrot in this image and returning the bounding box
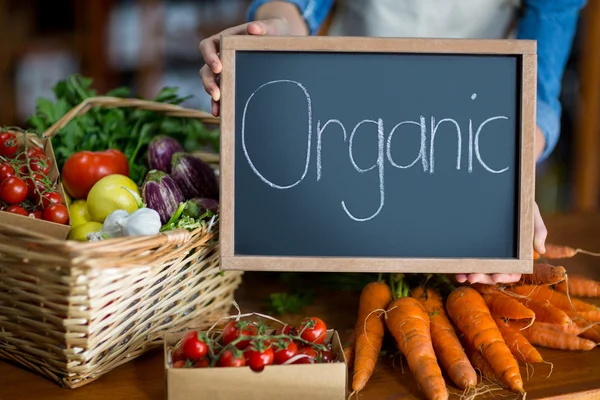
[515,263,567,286]
[352,281,392,393]
[508,284,599,313]
[343,330,356,367]
[556,274,600,298]
[512,296,572,326]
[386,296,448,400]
[411,286,477,390]
[482,291,535,320]
[458,334,500,386]
[572,310,600,323]
[494,318,543,364]
[579,325,600,343]
[538,244,600,259]
[520,323,597,351]
[471,283,498,294]
[446,287,524,394]
[533,321,584,336]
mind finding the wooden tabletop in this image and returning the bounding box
[2,213,600,400]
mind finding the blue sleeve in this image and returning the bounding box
[517,0,587,162]
[246,0,334,35]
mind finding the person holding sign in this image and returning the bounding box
[199,0,585,284]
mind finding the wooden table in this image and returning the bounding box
[2,213,600,400]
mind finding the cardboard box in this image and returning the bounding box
[0,133,71,239]
[165,329,348,400]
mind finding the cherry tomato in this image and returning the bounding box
[244,345,274,372]
[40,191,64,209]
[222,320,257,350]
[171,346,186,363]
[217,349,246,367]
[0,163,15,182]
[0,176,28,204]
[4,205,28,216]
[28,211,43,219]
[299,317,327,344]
[275,325,298,337]
[24,173,46,199]
[29,155,51,176]
[273,339,298,364]
[18,146,45,160]
[181,331,208,360]
[193,358,210,368]
[172,360,186,368]
[293,346,319,364]
[61,149,129,199]
[320,348,335,363]
[0,132,18,157]
[43,203,69,225]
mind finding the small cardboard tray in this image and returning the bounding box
[0,133,70,240]
[164,328,348,400]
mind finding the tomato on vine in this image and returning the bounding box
[4,205,28,216]
[299,317,327,344]
[222,320,257,349]
[275,324,298,337]
[0,163,15,182]
[244,342,274,372]
[181,331,208,360]
[40,191,64,209]
[0,176,28,204]
[273,339,298,364]
[0,132,18,157]
[217,349,246,367]
[43,204,69,225]
[293,346,319,364]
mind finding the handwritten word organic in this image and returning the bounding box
[242,80,511,222]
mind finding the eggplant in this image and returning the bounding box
[184,198,219,218]
[147,135,184,173]
[171,152,219,200]
[141,170,185,224]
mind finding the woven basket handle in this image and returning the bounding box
[42,96,220,139]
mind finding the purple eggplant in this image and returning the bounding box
[170,152,219,200]
[142,170,185,224]
[147,135,184,173]
[184,198,219,218]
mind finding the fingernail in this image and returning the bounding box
[211,61,219,72]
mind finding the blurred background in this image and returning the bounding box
[0,0,599,216]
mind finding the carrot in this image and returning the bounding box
[508,284,599,313]
[446,286,524,394]
[386,280,448,400]
[579,325,600,343]
[411,286,477,390]
[520,323,597,351]
[494,318,543,364]
[512,296,572,326]
[343,330,356,367]
[471,283,498,294]
[572,310,600,323]
[555,274,600,298]
[515,263,567,286]
[538,244,600,259]
[482,291,535,321]
[458,333,500,386]
[351,281,392,393]
[533,321,584,336]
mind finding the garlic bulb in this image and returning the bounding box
[101,210,130,238]
[117,208,162,236]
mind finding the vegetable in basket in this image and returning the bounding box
[147,135,184,174]
[171,153,219,200]
[141,170,185,224]
[86,174,140,222]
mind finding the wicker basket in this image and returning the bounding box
[0,97,243,388]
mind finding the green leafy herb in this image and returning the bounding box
[160,202,215,232]
[27,74,219,185]
[266,291,315,315]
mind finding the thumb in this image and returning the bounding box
[533,202,547,254]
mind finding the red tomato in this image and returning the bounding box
[244,345,274,372]
[275,325,298,337]
[29,155,51,176]
[29,210,43,219]
[0,163,15,182]
[193,358,210,368]
[4,205,28,216]
[61,149,129,199]
[293,346,319,364]
[18,146,45,160]
[299,317,327,344]
[0,176,28,204]
[217,350,246,367]
[320,348,335,363]
[40,191,64,209]
[222,320,257,350]
[43,204,69,225]
[0,132,18,157]
[273,339,298,364]
[171,346,186,363]
[181,331,208,360]
[172,360,186,368]
[24,173,46,199]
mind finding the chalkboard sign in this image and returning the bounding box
[219,36,536,274]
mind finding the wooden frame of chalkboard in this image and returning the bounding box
[219,36,536,274]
